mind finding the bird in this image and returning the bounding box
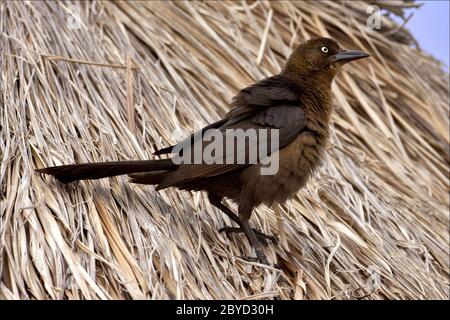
[36,38,369,265]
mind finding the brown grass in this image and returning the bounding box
[0,1,448,299]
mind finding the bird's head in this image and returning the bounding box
[284,38,370,81]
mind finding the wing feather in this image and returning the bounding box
[156,105,305,189]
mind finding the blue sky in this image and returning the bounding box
[403,1,449,68]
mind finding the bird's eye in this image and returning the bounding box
[321,46,329,54]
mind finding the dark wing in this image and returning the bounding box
[153,118,227,155]
[251,105,304,147]
[154,104,305,189]
[154,74,300,155]
[134,74,305,189]
[225,75,300,125]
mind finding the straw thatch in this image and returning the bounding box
[1,1,448,300]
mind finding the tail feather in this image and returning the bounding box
[128,170,169,185]
[36,159,175,184]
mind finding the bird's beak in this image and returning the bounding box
[331,50,370,64]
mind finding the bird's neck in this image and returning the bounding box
[297,73,334,127]
[304,73,334,91]
[283,71,333,115]
[284,60,335,88]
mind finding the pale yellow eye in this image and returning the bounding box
[321,46,329,53]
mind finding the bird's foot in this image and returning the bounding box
[240,249,269,265]
[218,226,277,243]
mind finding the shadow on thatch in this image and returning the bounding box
[0,1,448,299]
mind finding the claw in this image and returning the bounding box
[240,255,269,265]
[239,247,269,265]
[218,226,277,242]
[240,256,260,263]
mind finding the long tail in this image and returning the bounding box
[36,159,175,184]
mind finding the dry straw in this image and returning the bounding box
[1,1,448,299]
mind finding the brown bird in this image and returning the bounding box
[36,38,369,265]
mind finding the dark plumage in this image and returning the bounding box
[36,38,369,265]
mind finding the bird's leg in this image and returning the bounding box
[208,194,240,224]
[218,227,277,242]
[208,194,276,242]
[239,219,269,265]
[238,202,269,265]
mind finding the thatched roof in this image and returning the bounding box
[1,1,448,299]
